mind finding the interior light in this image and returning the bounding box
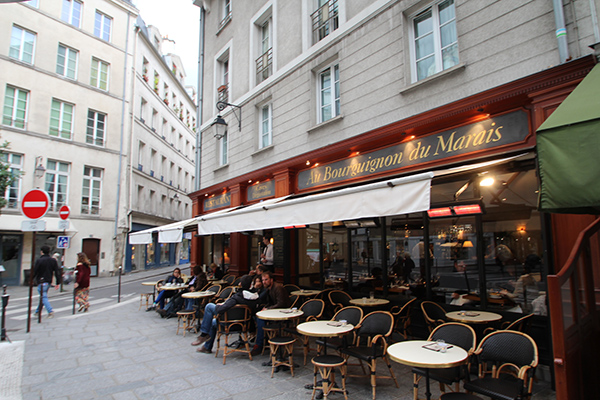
[306,160,310,165]
[480,177,495,187]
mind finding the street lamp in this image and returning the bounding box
[34,157,46,179]
[211,115,227,139]
[216,101,242,131]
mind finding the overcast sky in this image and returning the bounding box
[133,0,200,89]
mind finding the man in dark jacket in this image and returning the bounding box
[33,245,62,318]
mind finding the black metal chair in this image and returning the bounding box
[340,311,399,400]
[328,290,353,313]
[412,322,476,400]
[215,286,234,304]
[464,330,538,400]
[390,297,417,340]
[483,313,534,336]
[222,274,237,286]
[284,298,326,364]
[316,306,364,355]
[421,301,447,333]
[214,305,253,364]
[283,284,301,296]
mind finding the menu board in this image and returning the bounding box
[273,229,284,268]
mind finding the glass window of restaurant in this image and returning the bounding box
[201,234,230,271]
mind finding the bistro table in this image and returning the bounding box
[349,298,390,307]
[291,289,322,298]
[445,310,502,324]
[388,340,468,400]
[157,283,187,291]
[182,290,215,300]
[141,281,159,302]
[256,308,304,367]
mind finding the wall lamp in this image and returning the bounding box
[34,156,46,178]
[211,115,227,139]
[216,100,242,131]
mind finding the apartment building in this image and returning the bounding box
[188,1,600,395]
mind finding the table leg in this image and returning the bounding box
[425,368,431,400]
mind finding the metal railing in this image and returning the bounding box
[256,47,273,84]
[311,0,339,44]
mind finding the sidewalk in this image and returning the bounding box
[1,265,556,400]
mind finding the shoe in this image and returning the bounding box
[48,312,54,319]
[250,345,261,357]
[83,308,88,313]
[191,335,209,346]
[34,311,39,317]
[146,305,156,312]
[196,346,212,354]
[78,305,85,313]
[156,309,167,318]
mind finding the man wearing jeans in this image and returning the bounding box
[33,245,62,318]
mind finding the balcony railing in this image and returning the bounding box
[311,0,339,44]
[217,84,229,103]
[256,47,273,84]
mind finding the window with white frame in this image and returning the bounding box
[217,51,230,103]
[311,0,339,44]
[90,58,109,90]
[150,149,156,177]
[25,0,38,7]
[61,0,82,28]
[218,131,228,166]
[259,103,272,149]
[81,166,102,215]
[138,141,145,170]
[86,110,106,146]
[56,44,78,80]
[49,99,74,139]
[9,26,36,64]
[1,152,22,209]
[2,86,29,129]
[94,11,112,42]
[318,64,340,123]
[151,109,158,131]
[220,0,232,26]
[45,160,69,212]
[255,16,273,84]
[410,0,458,82]
[140,98,147,123]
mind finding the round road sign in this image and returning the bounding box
[21,189,50,220]
[59,205,70,220]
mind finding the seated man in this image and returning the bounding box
[146,268,183,311]
[193,275,265,354]
[251,270,291,356]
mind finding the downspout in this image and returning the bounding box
[552,0,570,63]
[114,11,132,270]
[195,5,205,191]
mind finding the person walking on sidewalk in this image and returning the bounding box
[33,245,62,318]
[74,252,91,312]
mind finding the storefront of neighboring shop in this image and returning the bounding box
[188,56,597,370]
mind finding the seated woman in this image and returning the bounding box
[146,268,183,311]
[207,262,224,280]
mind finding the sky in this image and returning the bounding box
[133,0,200,89]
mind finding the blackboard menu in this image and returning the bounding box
[273,229,284,268]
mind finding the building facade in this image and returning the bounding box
[0,0,196,283]
[189,0,600,394]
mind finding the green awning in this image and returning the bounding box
[537,63,600,214]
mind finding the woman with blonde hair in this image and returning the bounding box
[74,252,91,312]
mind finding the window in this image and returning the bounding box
[138,141,145,170]
[217,51,230,103]
[318,64,340,123]
[259,103,272,149]
[218,131,228,166]
[49,99,74,139]
[1,152,22,209]
[94,11,112,42]
[151,109,158,131]
[86,110,106,146]
[91,58,109,90]
[411,0,458,82]
[256,19,273,83]
[81,166,102,215]
[45,160,69,212]
[2,86,29,129]
[56,44,78,79]
[9,26,36,64]
[150,149,156,177]
[24,0,39,7]
[140,98,147,122]
[220,0,232,27]
[312,0,339,44]
[61,0,82,28]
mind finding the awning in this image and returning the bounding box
[196,172,433,235]
[537,63,600,214]
[0,214,78,233]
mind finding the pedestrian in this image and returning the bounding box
[260,235,274,271]
[33,245,62,318]
[74,252,91,312]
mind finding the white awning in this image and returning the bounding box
[197,172,433,235]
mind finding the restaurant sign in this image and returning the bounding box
[298,110,529,190]
[247,180,275,202]
[204,192,231,211]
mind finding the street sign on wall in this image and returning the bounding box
[58,205,70,220]
[21,189,50,220]
[57,236,70,249]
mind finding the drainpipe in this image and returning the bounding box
[552,0,570,63]
[194,5,205,191]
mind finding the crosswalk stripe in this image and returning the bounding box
[9,298,114,320]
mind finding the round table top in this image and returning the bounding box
[141,281,159,286]
[296,320,354,338]
[256,308,304,321]
[291,289,322,297]
[208,280,227,285]
[349,298,390,307]
[158,284,186,291]
[445,310,502,324]
[182,291,215,299]
[387,340,468,369]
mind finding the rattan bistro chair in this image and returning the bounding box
[483,313,534,336]
[464,330,538,400]
[316,306,363,355]
[421,301,448,333]
[412,323,476,400]
[284,298,326,365]
[328,290,353,313]
[214,305,254,365]
[340,311,399,400]
[390,297,417,340]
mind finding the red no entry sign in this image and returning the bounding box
[21,189,50,220]
[59,205,70,220]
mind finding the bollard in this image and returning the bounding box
[117,266,122,303]
[1,285,10,342]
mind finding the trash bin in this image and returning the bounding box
[23,269,31,286]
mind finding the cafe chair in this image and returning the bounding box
[412,322,476,400]
[231,276,243,287]
[328,290,353,313]
[311,354,348,400]
[176,310,197,337]
[215,286,235,304]
[222,274,237,286]
[439,393,483,400]
[139,292,152,310]
[483,313,533,336]
[421,301,448,333]
[289,294,300,309]
[284,298,326,365]
[340,311,399,400]
[316,288,336,319]
[390,297,417,340]
[316,306,363,355]
[464,330,538,400]
[283,284,301,296]
[214,304,254,365]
